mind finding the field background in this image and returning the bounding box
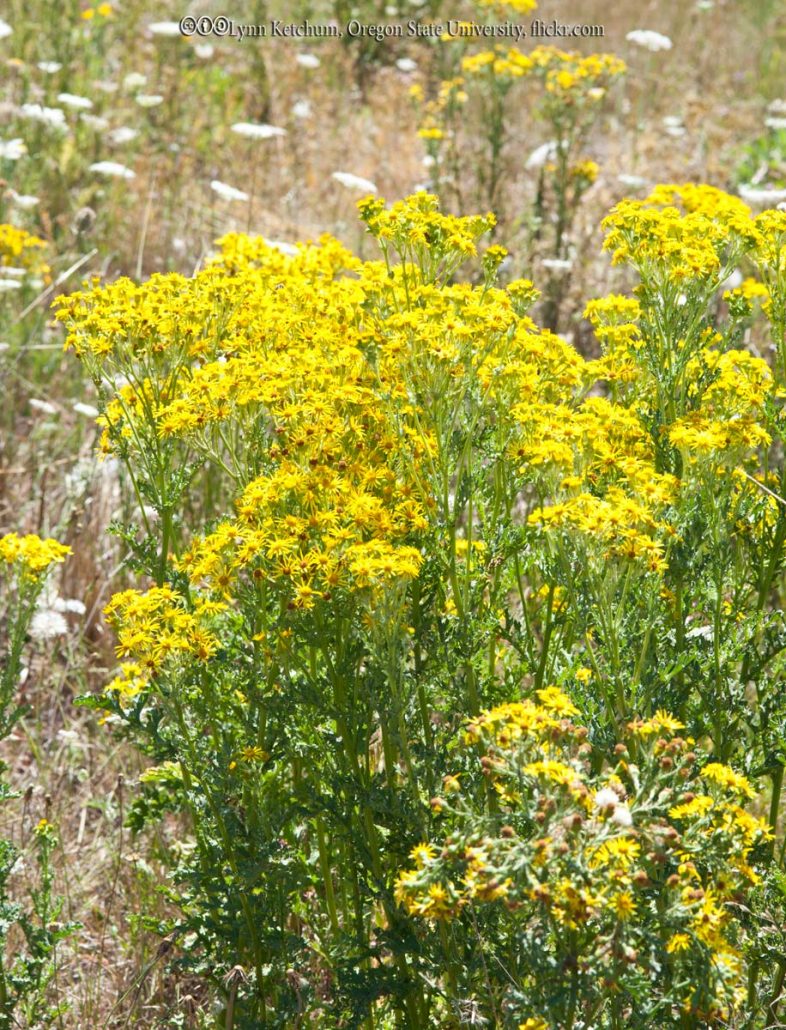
[1,0,785,1023]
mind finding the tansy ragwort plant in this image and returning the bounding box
[413,44,624,324]
[56,189,786,1026]
[0,533,76,1025]
[395,694,771,1028]
[0,532,70,732]
[0,224,50,351]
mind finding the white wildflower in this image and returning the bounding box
[89,160,135,179]
[0,18,11,39]
[81,113,109,131]
[53,597,87,615]
[0,279,22,291]
[626,29,673,52]
[7,190,39,209]
[332,171,378,193]
[396,57,417,72]
[29,398,58,414]
[617,173,647,188]
[231,122,287,140]
[296,53,320,69]
[765,117,786,131]
[73,402,99,418]
[0,138,26,160]
[123,72,147,90]
[210,179,249,202]
[29,609,69,640]
[57,92,93,110]
[194,43,214,59]
[292,100,312,119]
[38,61,62,73]
[542,258,573,272]
[738,184,786,206]
[136,94,164,107]
[108,126,138,145]
[149,21,182,37]
[19,103,67,131]
[525,140,558,169]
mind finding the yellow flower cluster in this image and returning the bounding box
[570,159,599,183]
[0,532,71,578]
[81,3,112,19]
[669,348,773,459]
[104,586,219,674]
[461,46,534,80]
[752,209,786,273]
[530,47,626,99]
[0,224,50,281]
[472,0,537,14]
[583,295,644,382]
[528,488,669,573]
[358,192,494,276]
[411,77,467,142]
[457,45,625,94]
[602,184,759,285]
[512,386,678,574]
[415,45,623,166]
[396,694,769,1021]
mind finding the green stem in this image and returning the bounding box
[769,764,784,862]
[317,816,340,934]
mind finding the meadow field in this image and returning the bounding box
[2,0,786,1026]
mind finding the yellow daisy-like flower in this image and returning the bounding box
[702,763,755,799]
[535,685,580,717]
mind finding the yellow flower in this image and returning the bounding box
[0,532,71,577]
[239,746,269,764]
[702,763,755,799]
[666,932,691,954]
[589,837,640,869]
[535,686,579,717]
[669,795,714,820]
[611,891,637,921]
[652,710,685,734]
[410,843,438,868]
